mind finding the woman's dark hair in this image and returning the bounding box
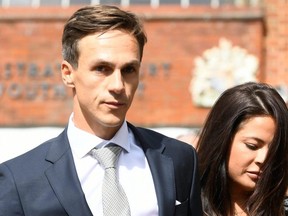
[197,82,288,215]
[62,4,147,68]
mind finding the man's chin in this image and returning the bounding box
[101,119,124,128]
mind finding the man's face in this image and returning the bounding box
[62,30,140,139]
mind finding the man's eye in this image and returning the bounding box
[122,66,136,74]
[95,65,108,73]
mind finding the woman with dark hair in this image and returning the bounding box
[196,82,288,216]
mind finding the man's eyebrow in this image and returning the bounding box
[123,60,141,67]
[89,59,140,68]
[89,59,114,68]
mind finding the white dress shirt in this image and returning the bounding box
[67,114,158,216]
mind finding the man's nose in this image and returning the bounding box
[108,70,124,94]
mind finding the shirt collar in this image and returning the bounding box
[67,113,130,159]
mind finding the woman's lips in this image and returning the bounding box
[247,171,261,181]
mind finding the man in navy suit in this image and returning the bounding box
[0,5,202,216]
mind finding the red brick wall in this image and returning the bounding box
[0,8,72,126]
[129,6,264,127]
[263,0,288,86]
[0,4,285,127]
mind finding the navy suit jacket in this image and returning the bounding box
[0,123,202,216]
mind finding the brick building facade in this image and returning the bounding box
[0,0,287,127]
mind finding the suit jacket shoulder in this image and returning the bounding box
[128,122,195,151]
[0,129,92,216]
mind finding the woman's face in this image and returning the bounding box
[227,116,276,194]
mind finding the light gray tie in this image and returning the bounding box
[91,146,131,216]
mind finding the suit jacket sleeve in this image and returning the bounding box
[0,163,24,216]
[129,124,203,216]
[189,147,202,215]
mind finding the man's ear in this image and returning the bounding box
[61,60,75,88]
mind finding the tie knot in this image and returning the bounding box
[91,145,122,169]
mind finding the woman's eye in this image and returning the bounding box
[245,143,258,150]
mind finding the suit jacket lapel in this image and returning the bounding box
[145,149,175,216]
[45,124,176,216]
[45,129,92,216]
[128,123,176,216]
